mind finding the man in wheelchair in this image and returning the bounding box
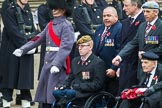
[119,52,162,108]
[53,35,106,107]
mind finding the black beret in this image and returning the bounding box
[47,0,75,17]
[141,52,159,60]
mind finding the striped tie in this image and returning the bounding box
[145,24,152,36]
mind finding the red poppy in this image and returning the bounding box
[121,88,144,100]
[153,76,158,81]
[152,25,156,31]
[135,21,140,26]
[107,32,111,36]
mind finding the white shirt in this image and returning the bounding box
[131,10,143,23]
[146,16,158,34]
[147,65,157,87]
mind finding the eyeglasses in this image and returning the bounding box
[77,44,90,48]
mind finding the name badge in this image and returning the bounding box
[105,39,114,46]
[82,71,90,80]
[145,36,159,44]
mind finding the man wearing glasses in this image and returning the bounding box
[53,35,106,107]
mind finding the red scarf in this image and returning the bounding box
[48,21,70,74]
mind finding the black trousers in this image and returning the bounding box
[1,88,32,102]
[42,103,52,108]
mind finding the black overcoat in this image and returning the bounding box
[118,12,145,94]
[0,3,35,89]
[73,3,103,37]
[119,64,162,108]
[119,19,162,81]
[64,54,106,98]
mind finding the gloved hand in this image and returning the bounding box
[144,86,156,96]
[13,49,23,57]
[50,66,60,74]
[27,48,36,54]
[72,84,80,90]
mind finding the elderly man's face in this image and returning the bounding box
[141,59,156,73]
[143,9,158,22]
[103,9,117,27]
[123,0,137,16]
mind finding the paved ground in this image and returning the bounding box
[2,54,40,108]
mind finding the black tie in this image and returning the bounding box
[145,73,151,86]
[130,17,134,25]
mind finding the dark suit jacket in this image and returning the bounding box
[93,21,122,96]
[93,22,122,71]
[119,18,162,81]
[64,54,106,98]
[119,63,162,108]
[118,12,145,94]
[139,64,162,108]
[139,64,162,86]
[138,64,162,108]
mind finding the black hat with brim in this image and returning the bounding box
[141,52,159,60]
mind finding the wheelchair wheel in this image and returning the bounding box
[84,91,116,108]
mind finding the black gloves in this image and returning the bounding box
[144,86,156,96]
[72,84,80,90]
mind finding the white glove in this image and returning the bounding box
[13,49,23,57]
[27,48,36,54]
[50,66,60,74]
[74,32,80,42]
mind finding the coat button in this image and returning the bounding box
[45,62,48,64]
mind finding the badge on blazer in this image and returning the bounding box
[145,36,159,44]
[105,39,114,46]
[82,71,90,80]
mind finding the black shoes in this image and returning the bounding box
[0,97,2,107]
[16,95,35,106]
[15,94,21,105]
